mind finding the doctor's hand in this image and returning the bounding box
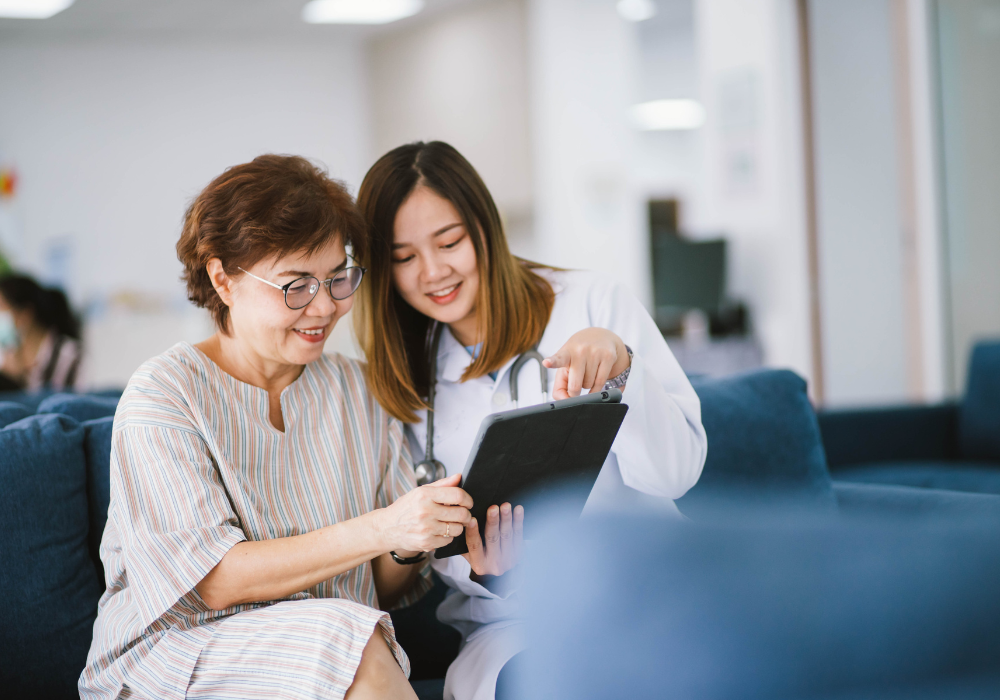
[543,327,630,400]
[377,474,472,553]
[463,503,524,578]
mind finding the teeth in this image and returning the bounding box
[295,329,323,335]
[429,284,458,297]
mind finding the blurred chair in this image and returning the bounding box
[820,340,1000,495]
[510,509,1000,700]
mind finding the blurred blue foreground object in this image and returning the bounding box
[511,506,1000,700]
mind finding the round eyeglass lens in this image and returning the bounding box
[329,267,365,300]
[285,277,320,309]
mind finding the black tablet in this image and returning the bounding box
[435,389,628,558]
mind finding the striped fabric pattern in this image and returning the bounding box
[79,342,429,700]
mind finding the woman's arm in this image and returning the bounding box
[196,475,471,610]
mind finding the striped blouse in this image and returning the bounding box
[79,342,428,699]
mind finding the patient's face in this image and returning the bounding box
[227,240,351,368]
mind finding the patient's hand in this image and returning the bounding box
[462,502,524,579]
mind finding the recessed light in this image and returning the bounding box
[0,0,74,19]
[630,99,706,131]
[302,0,425,25]
[617,0,657,23]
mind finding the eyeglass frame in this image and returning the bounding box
[236,261,367,310]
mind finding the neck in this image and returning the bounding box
[198,332,302,396]
[447,313,480,348]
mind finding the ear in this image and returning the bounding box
[206,258,236,308]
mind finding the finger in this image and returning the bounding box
[464,518,486,570]
[553,367,570,401]
[433,503,473,526]
[483,505,501,553]
[567,354,585,397]
[430,486,474,509]
[581,356,599,392]
[512,505,525,561]
[498,503,514,568]
[542,346,570,369]
[427,473,461,487]
[591,356,615,393]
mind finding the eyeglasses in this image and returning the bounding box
[238,264,367,310]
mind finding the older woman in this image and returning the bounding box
[79,155,472,700]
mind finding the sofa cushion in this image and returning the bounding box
[0,414,101,698]
[833,462,1000,496]
[0,400,31,427]
[833,482,1000,520]
[959,341,1000,461]
[679,369,836,513]
[38,393,119,423]
[84,417,115,580]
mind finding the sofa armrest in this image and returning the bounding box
[818,403,959,470]
[833,482,1000,520]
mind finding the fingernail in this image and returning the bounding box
[501,504,511,513]
[471,518,477,527]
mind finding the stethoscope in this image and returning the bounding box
[413,322,549,486]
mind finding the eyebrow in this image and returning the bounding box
[275,259,348,278]
[392,222,463,250]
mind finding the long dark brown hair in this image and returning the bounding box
[355,141,555,423]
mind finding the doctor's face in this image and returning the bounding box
[392,186,481,344]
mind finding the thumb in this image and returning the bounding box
[428,473,461,487]
[543,347,570,369]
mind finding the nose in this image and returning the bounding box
[302,282,339,318]
[421,252,450,284]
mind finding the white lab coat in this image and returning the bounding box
[407,269,707,700]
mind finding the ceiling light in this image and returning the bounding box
[302,0,424,25]
[0,0,74,19]
[617,0,657,22]
[630,99,706,131]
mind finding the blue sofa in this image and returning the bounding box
[511,510,1000,700]
[3,366,998,699]
[820,340,1000,495]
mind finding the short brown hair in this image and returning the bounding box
[177,154,365,333]
[354,141,555,423]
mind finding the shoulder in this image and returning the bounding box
[541,268,632,310]
[117,343,209,427]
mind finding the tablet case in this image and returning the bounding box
[435,391,628,558]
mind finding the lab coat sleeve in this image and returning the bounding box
[589,277,707,499]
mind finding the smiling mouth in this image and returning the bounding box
[427,282,461,301]
[294,328,323,335]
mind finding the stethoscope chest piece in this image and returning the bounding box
[414,458,447,487]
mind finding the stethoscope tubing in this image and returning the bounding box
[414,321,548,485]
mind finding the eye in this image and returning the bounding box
[442,234,466,250]
[393,255,414,264]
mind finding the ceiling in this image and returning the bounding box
[0,0,478,43]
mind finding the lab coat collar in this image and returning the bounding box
[436,325,526,389]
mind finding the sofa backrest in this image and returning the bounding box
[85,417,115,581]
[678,369,837,515]
[38,393,120,423]
[959,340,1000,462]
[0,414,103,699]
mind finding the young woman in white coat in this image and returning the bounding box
[355,141,707,700]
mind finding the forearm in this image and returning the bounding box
[371,551,423,610]
[196,510,389,610]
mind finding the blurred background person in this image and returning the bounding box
[0,273,83,392]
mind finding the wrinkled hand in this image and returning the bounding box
[543,328,630,400]
[462,503,524,577]
[378,474,472,553]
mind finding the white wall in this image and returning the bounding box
[528,0,650,305]
[367,0,534,247]
[693,0,816,389]
[0,38,371,385]
[808,0,910,406]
